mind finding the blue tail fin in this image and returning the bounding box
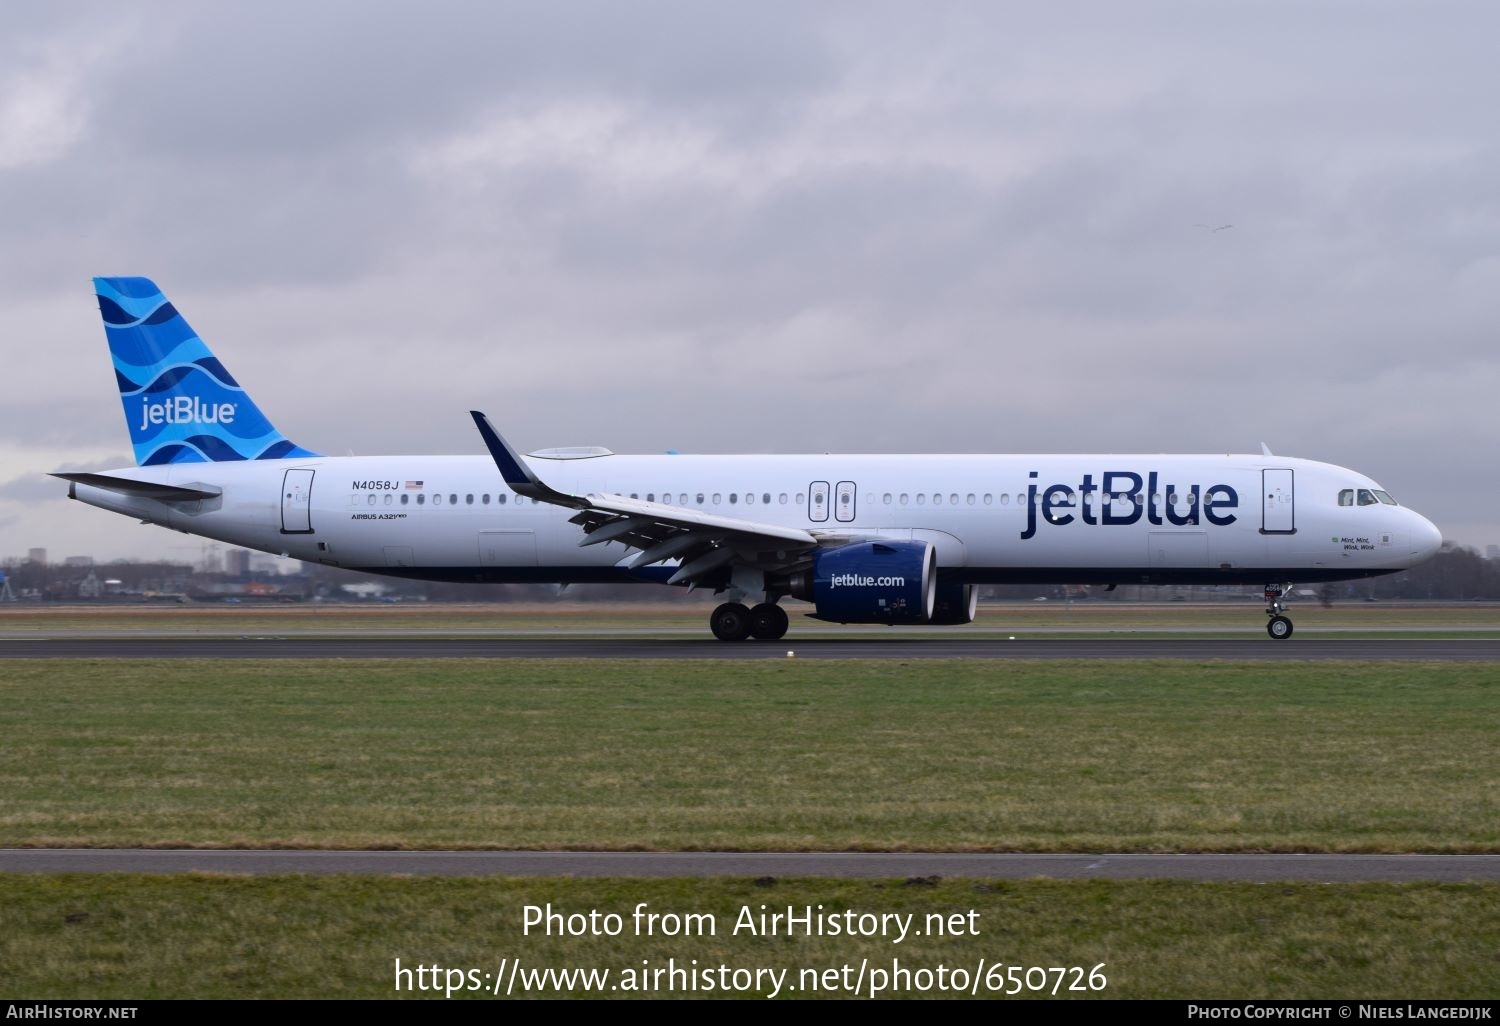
[95,276,319,465]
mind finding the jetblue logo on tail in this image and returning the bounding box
[139,396,237,430]
[95,276,318,466]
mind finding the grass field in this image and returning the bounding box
[2,658,1497,851]
[2,875,1496,999]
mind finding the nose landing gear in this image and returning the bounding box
[1264,584,1294,639]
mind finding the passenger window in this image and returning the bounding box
[950,493,960,506]
[449,493,457,505]
[680,493,689,505]
[368,494,377,506]
[713,493,722,504]
[417,494,426,506]
[934,493,942,505]
[967,494,975,505]
[998,494,1007,506]
[917,494,926,505]
[498,494,507,505]
[729,493,737,504]
[696,493,705,505]
[482,494,490,505]
[1338,489,1354,506]
[401,494,409,505]
[466,494,474,505]
[433,494,443,506]
[796,493,805,504]
[779,493,788,504]
[745,492,753,505]
[384,494,392,505]
[763,493,771,505]
[883,493,892,505]
[1358,489,1378,506]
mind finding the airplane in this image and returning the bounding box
[55,276,1443,641]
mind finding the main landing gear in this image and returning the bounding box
[710,602,789,642]
[1264,584,1294,640]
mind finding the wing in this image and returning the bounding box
[471,411,823,587]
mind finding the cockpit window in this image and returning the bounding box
[1357,489,1379,506]
[1338,489,1354,506]
[1373,490,1397,506]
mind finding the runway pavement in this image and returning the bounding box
[1,636,1497,659]
[3,849,1498,881]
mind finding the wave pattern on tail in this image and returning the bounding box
[95,277,319,465]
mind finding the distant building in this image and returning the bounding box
[1488,546,1499,562]
[27,548,46,565]
[64,555,94,567]
[224,549,252,576]
[249,553,292,575]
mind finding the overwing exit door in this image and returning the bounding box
[809,481,830,522]
[834,481,857,522]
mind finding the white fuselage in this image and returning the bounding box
[69,451,1442,587]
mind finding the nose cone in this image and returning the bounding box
[1410,512,1442,564]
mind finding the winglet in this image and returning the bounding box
[470,411,586,509]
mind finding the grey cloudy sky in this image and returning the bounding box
[2,1,1497,563]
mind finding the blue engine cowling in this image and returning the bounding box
[802,540,936,624]
[929,583,978,625]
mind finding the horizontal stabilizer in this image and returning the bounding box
[51,471,222,502]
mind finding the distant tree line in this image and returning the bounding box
[1359,543,1500,602]
[5,543,1497,603]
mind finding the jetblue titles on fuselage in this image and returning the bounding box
[1020,470,1239,540]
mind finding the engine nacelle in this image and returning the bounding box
[929,582,978,625]
[794,540,936,624]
